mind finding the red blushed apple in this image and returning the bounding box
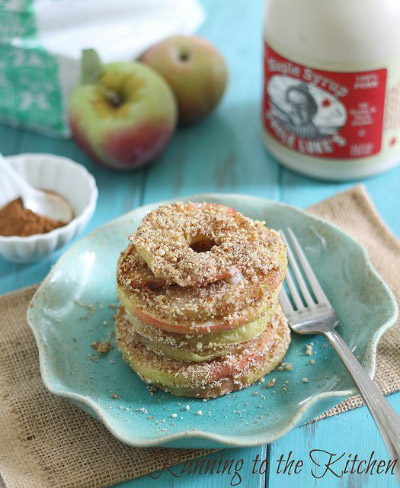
[139,35,228,125]
[69,51,177,171]
[130,305,234,335]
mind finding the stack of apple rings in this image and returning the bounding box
[115,202,290,398]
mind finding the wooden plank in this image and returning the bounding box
[117,446,267,488]
[138,1,271,486]
[267,395,400,488]
[275,149,400,488]
[0,124,20,155]
[1,0,398,486]
[279,168,353,208]
[279,164,400,234]
[143,0,280,205]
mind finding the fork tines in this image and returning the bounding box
[279,228,330,313]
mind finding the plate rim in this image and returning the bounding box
[27,193,399,447]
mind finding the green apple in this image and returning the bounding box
[69,49,177,171]
[139,35,228,125]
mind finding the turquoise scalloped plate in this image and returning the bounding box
[27,194,397,448]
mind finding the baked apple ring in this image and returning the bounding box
[116,245,285,334]
[131,202,286,287]
[120,304,280,362]
[115,304,290,398]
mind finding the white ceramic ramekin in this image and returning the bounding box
[0,153,98,263]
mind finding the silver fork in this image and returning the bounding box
[279,228,400,480]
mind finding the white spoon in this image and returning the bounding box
[0,154,74,223]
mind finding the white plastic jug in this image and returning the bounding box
[263,0,400,180]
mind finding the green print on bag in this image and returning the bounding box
[0,0,36,39]
[0,42,66,135]
[0,0,67,136]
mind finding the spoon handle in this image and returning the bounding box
[0,154,40,199]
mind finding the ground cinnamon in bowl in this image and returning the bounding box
[0,197,67,237]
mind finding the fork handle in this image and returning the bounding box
[324,327,400,481]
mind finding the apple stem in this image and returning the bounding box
[80,49,123,107]
[81,49,104,85]
[106,91,123,107]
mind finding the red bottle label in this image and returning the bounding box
[263,42,387,158]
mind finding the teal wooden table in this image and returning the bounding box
[1,1,399,487]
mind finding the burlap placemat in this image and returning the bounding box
[0,185,399,488]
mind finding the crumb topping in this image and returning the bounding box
[306,343,314,356]
[114,201,290,398]
[131,202,286,287]
[120,305,282,362]
[265,378,276,389]
[117,246,284,329]
[91,340,111,354]
[115,305,290,393]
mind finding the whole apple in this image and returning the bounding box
[139,36,228,125]
[69,50,177,171]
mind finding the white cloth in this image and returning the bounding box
[2,0,205,136]
[35,0,205,62]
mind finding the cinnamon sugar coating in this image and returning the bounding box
[115,304,290,398]
[120,305,280,362]
[131,202,286,287]
[115,201,290,398]
[117,244,166,290]
[116,243,286,331]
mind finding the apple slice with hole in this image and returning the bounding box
[123,304,279,362]
[130,303,236,334]
[124,303,276,349]
[132,202,244,287]
[116,306,290,398]
[116,281,280,335]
